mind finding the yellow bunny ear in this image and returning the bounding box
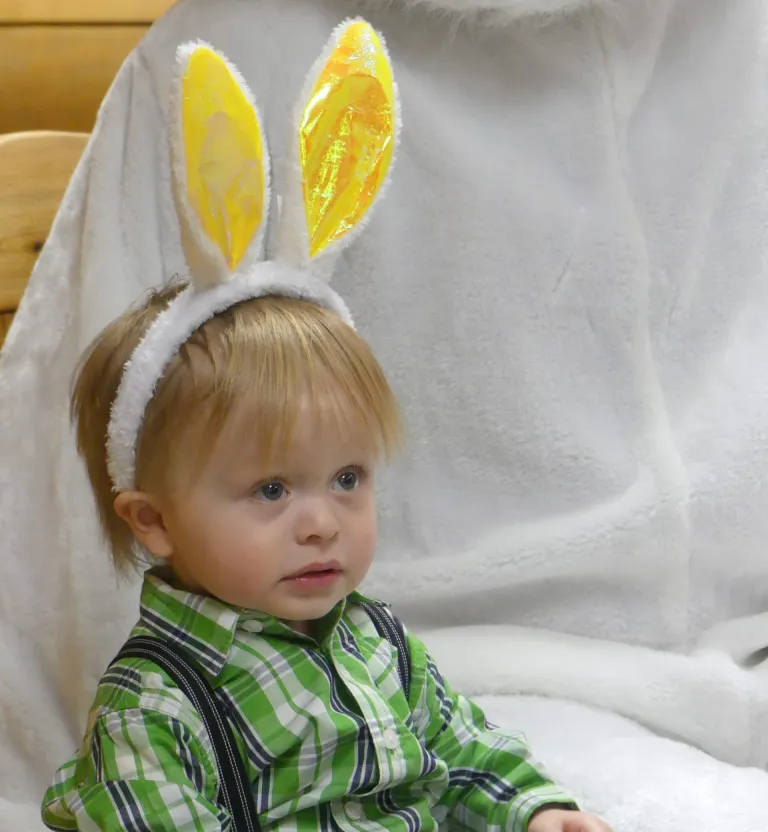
[172,42,269,289]
[290,20,398,263]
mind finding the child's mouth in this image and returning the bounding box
[283,562,342,590]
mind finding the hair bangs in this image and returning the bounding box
[144,295,401,484]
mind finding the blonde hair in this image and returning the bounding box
[72,283,401,573]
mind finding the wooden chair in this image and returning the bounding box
[0,130,89,349]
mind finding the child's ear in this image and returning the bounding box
[113,492,174,559]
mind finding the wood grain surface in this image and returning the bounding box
[0,131,89,348]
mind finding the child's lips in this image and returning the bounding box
[283,561,342,590]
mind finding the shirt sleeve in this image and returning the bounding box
[41,708,229,831]
[406,631,578,832]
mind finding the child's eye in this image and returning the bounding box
[333,469,362,492]
[255,481,285,502]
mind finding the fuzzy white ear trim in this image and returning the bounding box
[170,41,272,290]
[106,266,353,491]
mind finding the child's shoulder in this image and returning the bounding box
[342,592,393,636]
[342,593,421,662]
[89,623,206,733]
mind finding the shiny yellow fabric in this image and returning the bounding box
[182,47,265,271]
[299,21,396,258]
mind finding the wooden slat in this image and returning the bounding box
[0,25,148,133]
[0,0,173,23]
[0,311,13,350]
[0,131,90,313]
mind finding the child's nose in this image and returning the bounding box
[294,497,340,544]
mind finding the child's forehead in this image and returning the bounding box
[214,393,380,463]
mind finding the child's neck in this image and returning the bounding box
[286,619,313,637]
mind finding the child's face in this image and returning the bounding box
[155,401,379,629]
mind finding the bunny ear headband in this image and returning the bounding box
[106,19,399,492]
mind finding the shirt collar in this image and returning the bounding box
[138,568,366,678]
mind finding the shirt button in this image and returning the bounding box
[383,728,399,750]
[241,620,263,633]
[345,801,363,821]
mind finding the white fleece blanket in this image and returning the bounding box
[419,626,768,830]
[476,694,768,832]
[2,0,768,829]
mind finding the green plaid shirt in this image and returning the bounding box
[42,570,576,831]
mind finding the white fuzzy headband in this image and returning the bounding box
[106,19,400,492]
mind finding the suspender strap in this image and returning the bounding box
[358,601,412,701]
[114,636,260,832]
